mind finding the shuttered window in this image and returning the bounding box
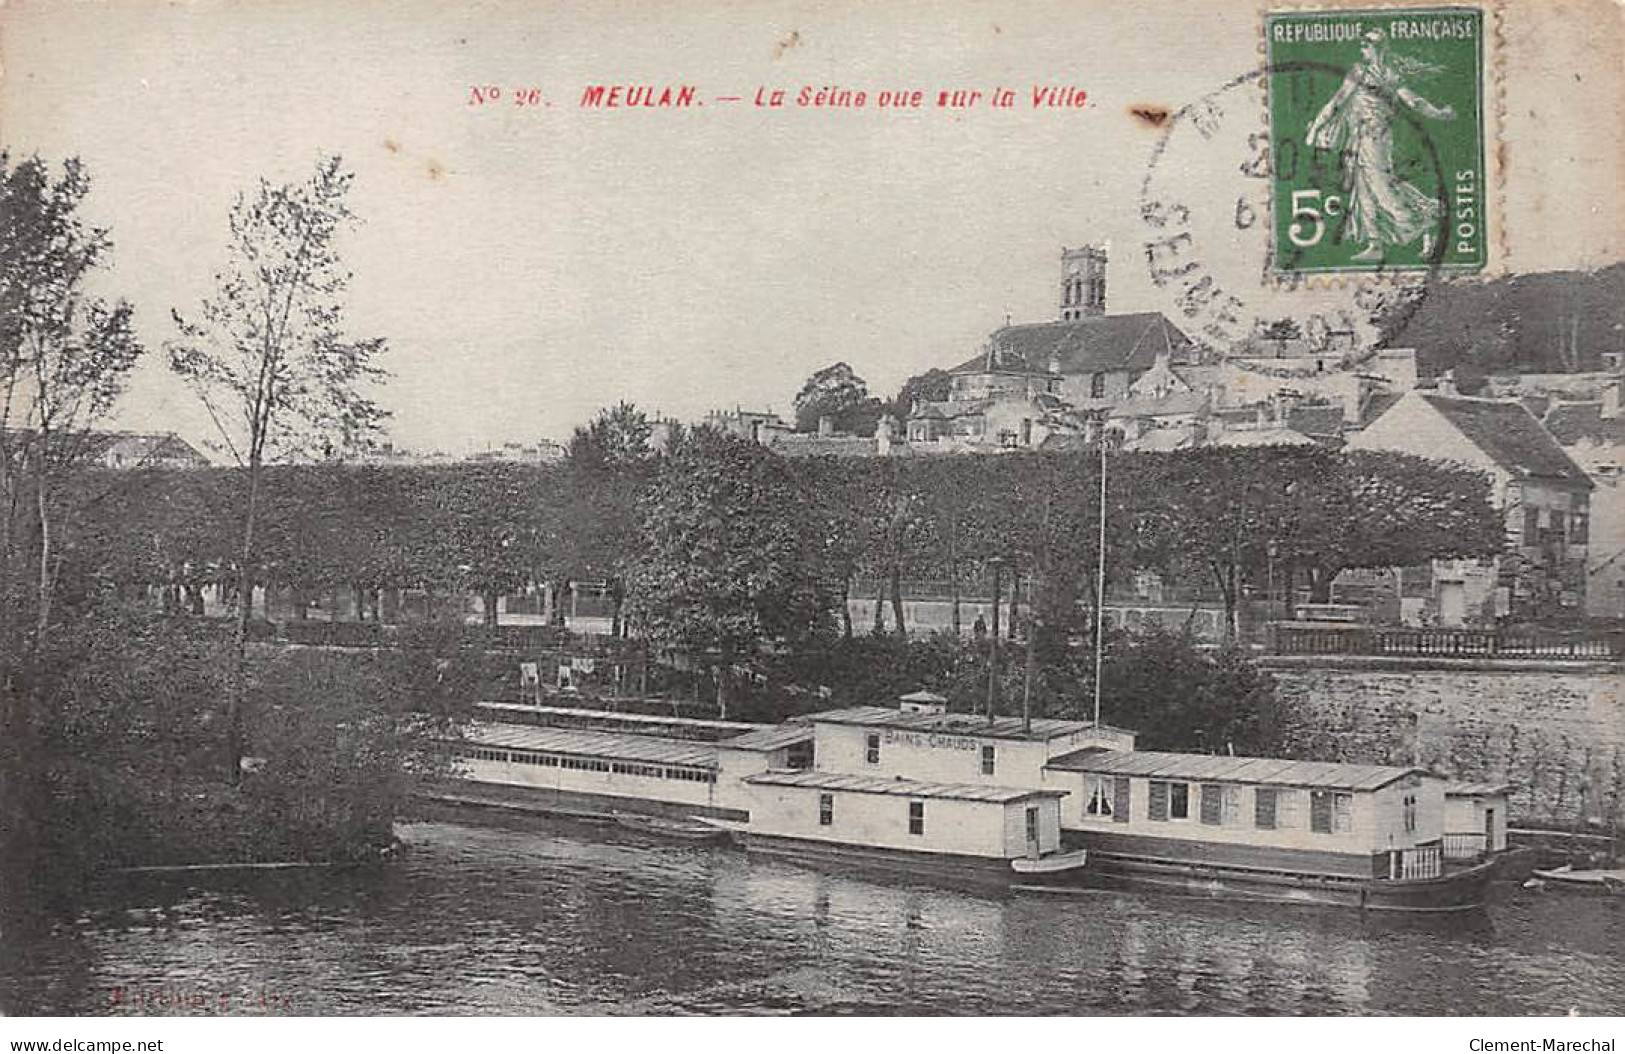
[1112,776,1131,823]
[1200,784,1223,826]
[1255,787,1277,829]
[1149,780,1169,821]
[1310,790,1334,833]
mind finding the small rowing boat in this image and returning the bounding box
[1529,864,1625,894]
[613,812,733,844]
[1010,848,1088,876]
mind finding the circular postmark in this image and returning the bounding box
[1137,59,1460,382]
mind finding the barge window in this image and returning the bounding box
[1200,784,1224,826]
[1169,782,1189,820]
[819,793,833,826]
[866,733,881,765]
[1311,790,1351,833]
[1255,788,1277,829]
[1403,793,1418,834]
[1112,776,1130,822]
[1085,777,1114,818]
[1150,780,1190,821]
[908,801,925,835]
[981,745,996,776]
[1025,806,1040,843]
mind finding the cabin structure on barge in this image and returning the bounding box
[1043,748,1499,909]
[727,698,1134,878]
[440,704,814,821]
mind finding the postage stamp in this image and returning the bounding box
[1265,7,1486,275]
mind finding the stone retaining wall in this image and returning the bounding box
[1264,662,1624,829]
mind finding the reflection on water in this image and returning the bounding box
[2,814,1622,1016]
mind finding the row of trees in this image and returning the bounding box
[61,428,1506,665]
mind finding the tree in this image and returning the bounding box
[566,401,653,471]
[1099,631,1287,755]
[169,154,388,781]
[0,154,143,653]
[793,361,880,434]
[624,429,832,716]
[888,367,953,422]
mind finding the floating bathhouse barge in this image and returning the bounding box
[1044,749,1504,911]
[439,696,1511,910]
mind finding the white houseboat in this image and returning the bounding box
[436,695,1514,911]
[1041,748,1506,911]
[720,696,1134,882]
[432,704,813,824]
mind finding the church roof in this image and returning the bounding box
[949,313,1192,377]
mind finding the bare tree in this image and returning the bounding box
[169,154,387,781]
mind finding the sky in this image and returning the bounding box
[2,0,1621,456]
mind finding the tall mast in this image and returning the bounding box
[1092,432,1107,728]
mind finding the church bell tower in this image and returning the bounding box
[1059,244,1107,321]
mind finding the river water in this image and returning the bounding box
[3,814,1622,1016]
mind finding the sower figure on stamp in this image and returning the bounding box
[1304,28,1456,262]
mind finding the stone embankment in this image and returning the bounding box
[1264,657,1624,829]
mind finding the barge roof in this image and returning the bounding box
[462,721,718,768]
[744,769,1065,803]
[1046,749,1422,791]
[721,724,816,751]
[805,705,1132,742]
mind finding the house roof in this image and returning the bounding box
[1419,395,1591,484]
[1286,404,1347,438]
[1206,426,1317,448]
[1543,401,1625,447]
[1359,391,1404,428]
[1045,749,1422,792]
[1107,391,1208,419]
[743,769,1064,804]
[804,705,1130,742]
[461,722,718,768]
[949,313,1191,378]
[1123,428,1192,453]
[1,429,212,467]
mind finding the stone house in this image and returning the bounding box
[1347,388,1594,625]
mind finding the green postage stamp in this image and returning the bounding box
[1265,7,1486,274]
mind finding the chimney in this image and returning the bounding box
[1341,374,1365,425]
[818,415,834,437]
[1603,379,1622,421]
[876,414,897,456]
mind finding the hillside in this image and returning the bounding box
[1382,261,1625,376]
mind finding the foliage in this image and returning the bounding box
[168,153,388,779]
[1097,631,1287,755]
[624,428,833,711]
[168,154,388,466]
[566,401,653,471]
[792,361,883,435]
[0,152,144,648]
[888,367,953,421]
[748,629,1286,756]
